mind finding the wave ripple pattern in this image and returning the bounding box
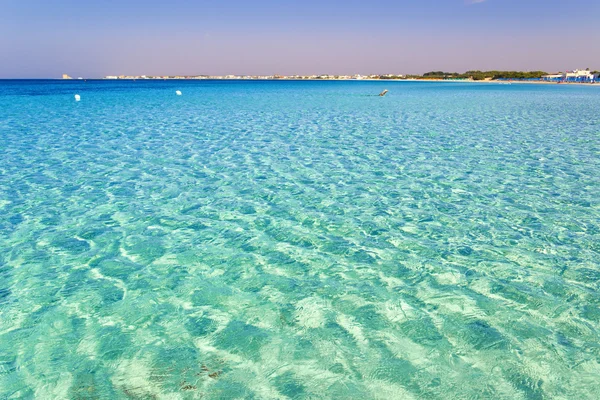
[1,80,600,399]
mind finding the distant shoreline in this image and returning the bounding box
[2,78,598,86]
[393,79,600,86]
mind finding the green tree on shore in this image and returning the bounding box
[413,70,549,80]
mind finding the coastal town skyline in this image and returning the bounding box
[2,0,599,78]
[57,68,599,83]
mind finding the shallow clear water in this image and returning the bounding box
[1,80,599,399]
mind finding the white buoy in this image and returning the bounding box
[74,94,81,101]
[176,90,182,96]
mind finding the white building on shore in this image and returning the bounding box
[543,69,597,82]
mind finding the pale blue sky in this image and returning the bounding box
[1,0,599,78]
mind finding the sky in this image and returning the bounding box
[1,0,599,78]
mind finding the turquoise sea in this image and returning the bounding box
[1,80,599,399]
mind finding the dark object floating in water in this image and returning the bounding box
[379,89,388,97]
